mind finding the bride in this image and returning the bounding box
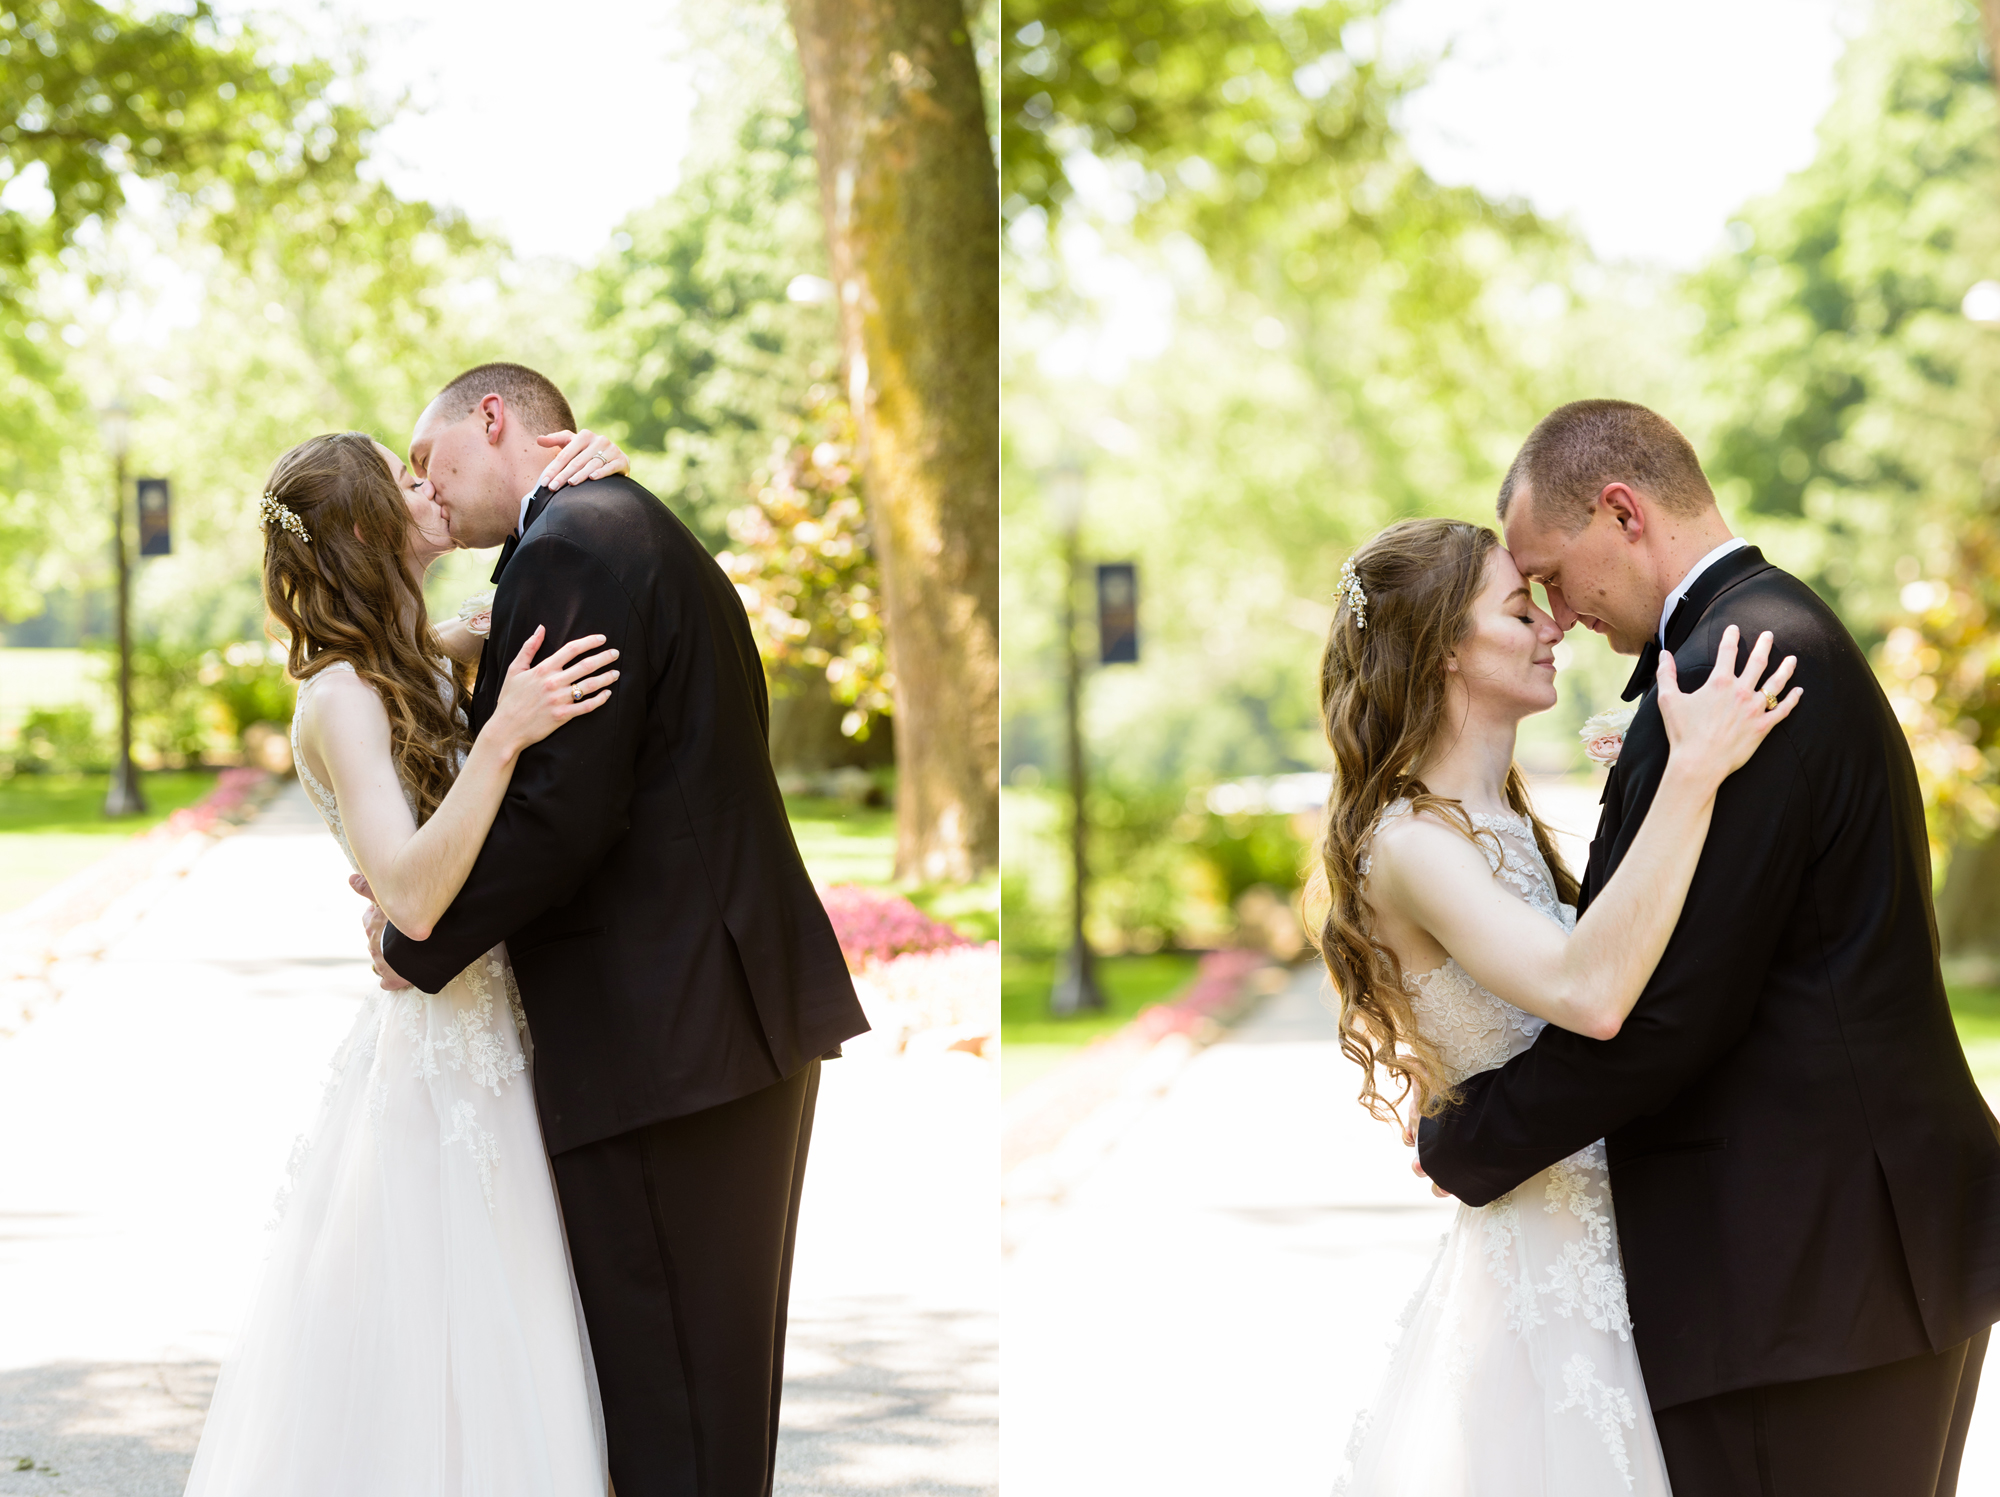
[184,427,632,1496]
[1312,518,1799,1495]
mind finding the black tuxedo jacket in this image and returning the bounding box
[1419,545,2000,1409]
[383,477,867,1154]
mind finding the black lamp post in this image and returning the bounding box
[1049,457,1104,1016]
[99,398,146,817]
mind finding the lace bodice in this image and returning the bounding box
[1362,799,1577,1086]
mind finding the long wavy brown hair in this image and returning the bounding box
[1306,518,1580,1125]
[260,432,468,823]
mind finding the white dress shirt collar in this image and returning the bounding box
[516,489,537,538]
[1660,537,1749,647]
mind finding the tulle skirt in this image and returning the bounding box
[184,951,607,1497]
[1336,1142,1672,1496]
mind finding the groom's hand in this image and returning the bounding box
[1405,1114,1453,1199]
[350,874,415,992]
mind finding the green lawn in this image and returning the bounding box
[1949,985,2000,1090]
[787,795,897,886]
[0,770,220,914]
[1001,950,1203,1099]
[1002,949,1201,1049]
[785,794,997,942]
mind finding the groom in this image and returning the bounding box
[371,362,868,1495]
[1418,400,2000,1495]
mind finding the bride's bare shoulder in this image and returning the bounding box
[1365,806,1499,899]
[297,664,388,741]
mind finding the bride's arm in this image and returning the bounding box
[1371,626,1800,1041]
[302,629,620,940]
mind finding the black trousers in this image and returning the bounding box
[1654,1328,1989,1497]
[550,1060,821,1497]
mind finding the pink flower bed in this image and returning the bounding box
[819,883,969,971]
[861,942,1000,1038]
[1126,948,1270,1042]
[161,767,274,838]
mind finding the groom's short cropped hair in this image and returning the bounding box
[1498,399,1715,533]
[432,362,577,438]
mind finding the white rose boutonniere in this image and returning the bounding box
[457,589,497,638]
[1580,707,1637,768]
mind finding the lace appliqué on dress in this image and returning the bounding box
[1554,1354,1639,1491]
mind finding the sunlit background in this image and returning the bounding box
[1000,4,2000,1492]
[0,0,1007,907]
[1,2,1000,1488]
[1001,0,2000,1028]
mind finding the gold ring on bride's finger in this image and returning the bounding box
[572,685,583,703]
[1764,691,1777,711]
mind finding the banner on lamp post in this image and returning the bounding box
[1097,562,1138,665]
[137,478,171,556]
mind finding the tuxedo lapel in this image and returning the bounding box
[489,486,556,583]
[1590,545,1775,898]
[1616,546,1770,701]
[1666,544,1769,653]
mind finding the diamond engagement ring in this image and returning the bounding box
[572,685,584,703]
[1764,691,1778,712]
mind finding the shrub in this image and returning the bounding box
[8,706,110,774]
[820,883,968,970]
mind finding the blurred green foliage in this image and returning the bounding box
[1001,783,1308,956]
[5,704,104,774]
[0,0,893,798]
[585,87,836,546]
[721,397,893,741]
[1002,0,2000,965]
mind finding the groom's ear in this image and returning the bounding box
[476,393,508,445]
[1598,482,1645,540]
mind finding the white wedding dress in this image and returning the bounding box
[184,663,607,1497]
[1334,802,1672,1497]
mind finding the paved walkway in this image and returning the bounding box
[1004,964,2000,1495]
[0,781,995,1496]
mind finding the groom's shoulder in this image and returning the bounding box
[535,476,699,568]
[1699,562,1853,661]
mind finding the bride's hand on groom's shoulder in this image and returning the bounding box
[1657,624,1803,788]
[487,625,621,759]
[536,429,631,490]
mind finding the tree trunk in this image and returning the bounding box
[767,668,897,775]
[1939,831,2000,979]
[784,0,999,881]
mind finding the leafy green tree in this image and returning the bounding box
[0,1,362,285]
[719,394,894,753]
[583,49,837,545]
[1685,0,2000,956]
[0,0,463,624]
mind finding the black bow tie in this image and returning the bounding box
[1621,598,1684,702]
[488,487,555,583]
[489,530,521,584]
[1622,638,1662,702]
